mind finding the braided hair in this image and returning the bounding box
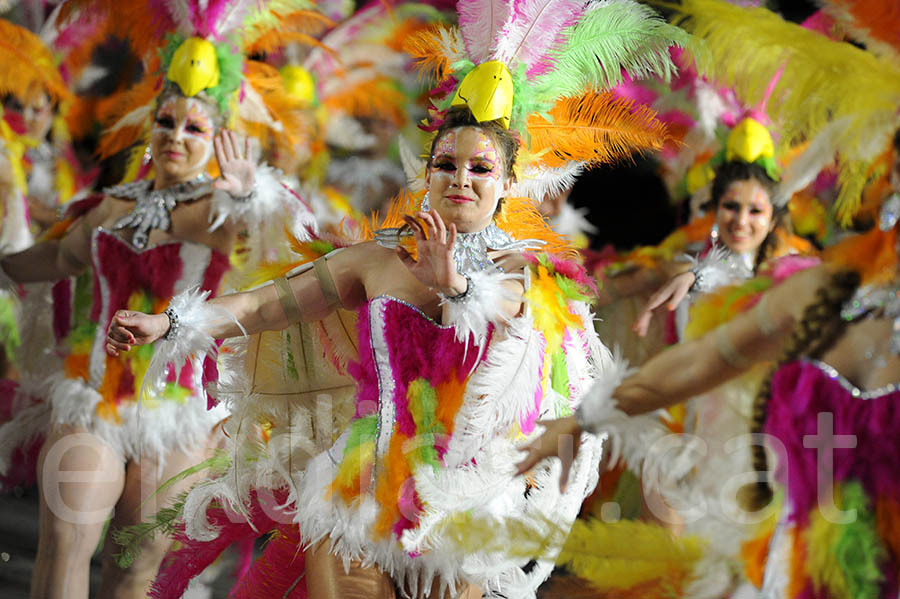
[741,269,861,511]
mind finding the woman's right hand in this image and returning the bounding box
[105,311,170,356]
[632,271,696,337]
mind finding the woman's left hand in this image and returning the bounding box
[515,416,582,492]
[397,209,468,296]
[213,130,255,197]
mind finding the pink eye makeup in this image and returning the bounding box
[185,101,213,142]
[432,130,457,162]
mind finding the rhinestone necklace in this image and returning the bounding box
[106,176,211,249]
[375,221,543,273]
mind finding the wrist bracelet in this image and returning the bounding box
[228,182,257,203]
[438,273,473,303]
[162,307,179,340]
[688,267,703,293]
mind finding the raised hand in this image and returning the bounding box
[212,130,255,197]
[105,310,170,356]
[632,271,695,337]
[396,209,467,296]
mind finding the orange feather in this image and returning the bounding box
[402,25,455,84]
[527,92,670,168]
[323,77,408,128]
[0,23,71,105]
[96,75,161,158]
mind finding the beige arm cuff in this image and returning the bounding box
[274,276,302,324]
[274,255,343,325]
[314,255,342,310]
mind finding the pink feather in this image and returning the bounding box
[209,0,256,40]
[231,524,307,599]
[162,0,196,36]
[149,489,287,599]
[457,0,511,64]
[493,0,586,76]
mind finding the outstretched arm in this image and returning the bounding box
[1,201,100,283]
[516,264,832,477]
[106,242,367,355]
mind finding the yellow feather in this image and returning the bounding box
[672,0,900,223]
[437,513,703,594]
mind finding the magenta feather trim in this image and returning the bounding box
[150,488,295,599]
[231,523,307,599]
[765,361,900,525]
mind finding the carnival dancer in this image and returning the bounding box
[0,1,321,595]
[631,118,815,339]
[514,1,900,595]
[104,2,694,597]
[519,187,900,598]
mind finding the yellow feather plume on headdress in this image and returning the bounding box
[672,0,900,223]
[0,20,71,107]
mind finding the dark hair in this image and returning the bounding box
[893,128,900,153]
[710,161,777,207]
[741,269,860,511]
[426,107,519,182]
[710,160,789,270]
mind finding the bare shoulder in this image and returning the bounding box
[333,240,397,268]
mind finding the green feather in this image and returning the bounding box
[113,491,190,568]
[0,295,20,357]
[138,450,232,513]
[550,350,572,417]
[534,0,693,100]
[343,415,378,453]
[833,482,886,599]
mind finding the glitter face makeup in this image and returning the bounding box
[426,127,512,233]
[150,96,217,186]
[716,178,774,255]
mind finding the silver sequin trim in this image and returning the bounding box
[805,359,900,400]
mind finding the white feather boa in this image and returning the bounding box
[440,268,522,347]
[141,288,243,400]
[689,244,753,295]
[208,164,307,236]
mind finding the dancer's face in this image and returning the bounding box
[715,178,774,255]
[3,85,54,141]
[150,96,216,184]
[425,127,512,233]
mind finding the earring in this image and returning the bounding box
[421,191,430,211]
[710,222,719,242]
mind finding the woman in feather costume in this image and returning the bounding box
[512,2,900,597]
[104,2,694,597]
[0,1,323,596]
[520,182,900,599]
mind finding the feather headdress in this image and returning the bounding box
[403,0,693,200]
[55,0,331,161]
[672,0,900,223]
